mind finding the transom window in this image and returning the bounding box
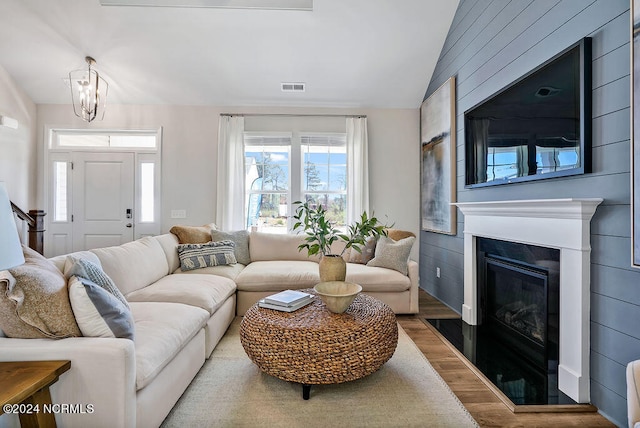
[54,132,157,149]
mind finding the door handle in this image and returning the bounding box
[126,223,133,228]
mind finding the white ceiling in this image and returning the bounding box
[0,0,458,109]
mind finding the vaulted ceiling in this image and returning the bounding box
[0,0,458,108]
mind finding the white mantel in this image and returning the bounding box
[453,198,603,404]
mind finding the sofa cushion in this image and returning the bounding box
[155,233,180,273]
[0,247,81,339]
[173,263,245,282]
[235,261,320,291]
[91,237,169,295]
[130,301,208,390]
[126,274,236,315]
[345,263,411,292]
[169,223,217,244]
[211,229,250,265]
[177,241,237,271]
[250,232,316,262]
[50,250,100,273]
[68,276,135,340]
[65,256,129,308]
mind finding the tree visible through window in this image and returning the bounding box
[244,132,347,233]
[244,135,291,233]
[301,135,347,229]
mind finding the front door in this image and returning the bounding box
[72,152,135,251]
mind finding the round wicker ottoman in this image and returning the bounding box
[240,290,398,399]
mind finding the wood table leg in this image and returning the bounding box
[18,387,57,428]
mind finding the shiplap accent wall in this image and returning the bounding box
[420,1,637,425]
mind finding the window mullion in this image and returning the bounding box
[290,132,301,231]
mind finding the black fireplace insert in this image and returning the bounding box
[476,237,561,404]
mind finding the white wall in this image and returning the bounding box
[36,104,420,258]
[0,65,37,209]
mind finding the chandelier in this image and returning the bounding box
[69,56,109,122]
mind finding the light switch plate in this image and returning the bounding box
[171,209,187,219]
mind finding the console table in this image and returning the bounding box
[0,360,71,428]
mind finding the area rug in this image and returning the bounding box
[161,318,479,428]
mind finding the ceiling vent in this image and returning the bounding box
[281,82,306,93]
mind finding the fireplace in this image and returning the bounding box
[453,199,602,403]
[478,238,559,370]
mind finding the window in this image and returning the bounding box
[56,132,157,149]
[243,132,347,233]
[301,134,347,228]
[139,162,155,222]
[53,161,68,222]
[244,134,291,233]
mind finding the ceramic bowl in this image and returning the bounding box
[313,281,362,313]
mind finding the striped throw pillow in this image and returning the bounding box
[68,276,135,340]
[177,240,237,271]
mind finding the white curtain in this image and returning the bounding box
[346,117,369,223]
[216,115,245,231]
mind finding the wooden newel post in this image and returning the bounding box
[28,210,46,255]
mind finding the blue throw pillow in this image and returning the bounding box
[66,257,129,309]
[68,276,135,340]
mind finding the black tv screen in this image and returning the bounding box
[464,38,591,187]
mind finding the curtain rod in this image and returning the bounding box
[220,113,366,119]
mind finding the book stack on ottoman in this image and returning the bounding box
[258,290,313,312]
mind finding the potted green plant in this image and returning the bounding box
[292,200,388,282]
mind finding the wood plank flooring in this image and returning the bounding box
[396,290,615,427]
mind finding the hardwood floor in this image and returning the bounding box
[396,290,616,427]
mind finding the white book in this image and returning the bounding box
[259,296,313,312]
[264,290,312,307]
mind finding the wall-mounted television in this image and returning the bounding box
[464,38,591,187]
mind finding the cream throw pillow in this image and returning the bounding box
[366,236,415,275]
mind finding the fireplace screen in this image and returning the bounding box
[486,257,548,348]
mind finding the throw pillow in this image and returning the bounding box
[177,240,237,271]
[346,236,378,265]
[64,256,129,309]
[1,246,81,338]
[386,228,416,242]
[68,276,135,340]
[211,229,250,265]
[366,236,415,275]
[0,271,47,338]
[169,223,217,244]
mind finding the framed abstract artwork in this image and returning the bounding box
[420,76,457,235]
[633,0,640,267]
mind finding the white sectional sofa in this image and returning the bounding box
[0,230,418,428]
